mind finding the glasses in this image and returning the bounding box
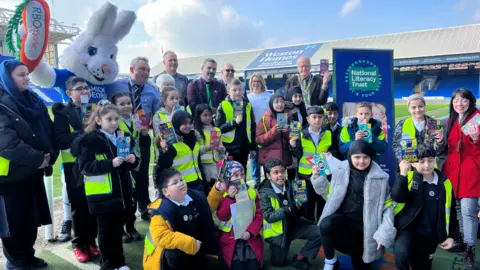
[225,69,235,73]
[72,86,90,91]
[98,100,111,106]
[167,179,185,187]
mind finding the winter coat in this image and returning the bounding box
[71,130,139,215]
[0,88,55,238]
[283,74,329,106]
[143,187,223,270]
[442,109,480,198]
[339,117,388,162]
[216,189,264,268]
[312,160,397,263]
[187,78,227,117]
[255,110,292,167]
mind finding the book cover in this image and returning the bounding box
[217,155,229,182]
[289,121,301,139]
[461,114,480,136]
[158,122,177,144]
[293,179,307,204]
[81,103,96,123]
[320,59,329,75]
[235,179,249,202]
[233,101,243,116]
[277,113,288,129]
[230,200,254,239]
[134,109,149,130]
[426,119,442,140]
[401,138,418,162]
[358,122,372,143]
[210,129,221,148]
[313,153,331,176]
[116,131,131,159]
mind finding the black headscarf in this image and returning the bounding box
[285,86,307,125]
[268,94,284,117]
[172,110,196,149]
[347,140,375,185]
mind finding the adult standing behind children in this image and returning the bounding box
[441,88,480,270]
[0,59,58,269]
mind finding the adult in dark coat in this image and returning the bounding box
[0,60,58,269]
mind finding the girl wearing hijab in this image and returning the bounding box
[312,140,396,270]
[285,86,308,127]
[255,94,292,173]
[156,110,204,192]
[0,60,58,269]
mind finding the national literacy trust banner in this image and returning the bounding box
[333,49,395,183]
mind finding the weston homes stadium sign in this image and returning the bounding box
[247,43,322,70]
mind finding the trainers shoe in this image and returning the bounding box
[117,266,130,270]
[464,245,477,270]
[73,248,90,263]
[30,257,48,269]
[57,220,72,242]
[88,244,100,257]
[126,228,142,241]
[291,255,315,270]
[122,230,132,243]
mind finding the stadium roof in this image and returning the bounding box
[151,24,480,77]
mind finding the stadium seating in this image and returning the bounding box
[424,75,479,98]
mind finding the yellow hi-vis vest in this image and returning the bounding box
[220,100,252,143]
[402,117,417,139]
[218,188,257,233]
[394,171,452,235]
[200,127,222,164]
[298,131,332,175]
[84,154,113,196]
[60,124,76,164]
[144,227,157,256]
[118,117,138,139]
[172,142,203,183]
[263,197,283,239]
[0,156,9,176]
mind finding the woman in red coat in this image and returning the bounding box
[255,94,292,169]
[216,161,264,269]
[442,88,480,270]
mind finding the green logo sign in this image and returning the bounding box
[345,60,382,97]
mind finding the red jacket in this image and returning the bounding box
[255,110,292,167]
[216,193,264,268]
[442,109,480,198]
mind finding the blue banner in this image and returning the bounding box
[246,43,322,70]
[333,49,395,183]
[394,53,480,67]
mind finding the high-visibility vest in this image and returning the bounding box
[200,127,222,164]
[394,171,452,235]
[153,112,170,162]
[263,197,283,239]
[402,117,416,139]
[220,100,252,143]
[60,124,76,164]
[118,117,138,139]
[218,188,257,233]
[144,228,157,256]
[84,154,113,196]
[0,156,10,176]
[172,142,203,183]
[298,131,332,175]
[340,124,386,143]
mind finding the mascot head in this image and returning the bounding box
[59,2,136,85]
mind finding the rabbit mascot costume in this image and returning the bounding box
[28,2,136,103]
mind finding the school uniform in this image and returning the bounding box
[325,121,343,160]
[52,102,97,250]
[71,130,139,269]
[392,169,459,270]
[198,125,226,183]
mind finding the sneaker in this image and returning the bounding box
[464,245,477,270]
[122,230,132,243]
[141,211,151,222]
[126,228,142,241]
[57,220,72,242]
[323,259,340,270]
[88,244,100,257]
[291,255,315,270]
[73,248,90,263]
[117,266,130,270]
[29,257,48,269]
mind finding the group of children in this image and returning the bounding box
[55,74,471,270]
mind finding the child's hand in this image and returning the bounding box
[289,138,297,148]
[435,130,444,143]
[235,114,243,125]
[227,186,238,198]
[399,160,411,176]
[469,125,479,141]
[439,238,454,250]
[215,181,226,192]
[125,154,135,164]
[194,240,202,254]
[355,131,365,140]
[249,150,256,159]
[312,165,320,178]
[240,232,251,241]
[112,157,124,168]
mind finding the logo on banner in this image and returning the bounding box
[345,60,382,97]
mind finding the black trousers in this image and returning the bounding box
[229,152,249,171]
[135,134,152,213]
[300,178,325,223]
[1,227,37,268]
[394,230,438,270]
[231,258,259,270]
[287,168,297,181]
[123,192,137,230]
[67,183,97,248]
[320,213,371,270]
[163,249,225,270]
[97,212,125,269]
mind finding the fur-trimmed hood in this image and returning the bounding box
[71,130,110,158]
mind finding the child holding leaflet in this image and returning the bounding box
[324,102,343,160]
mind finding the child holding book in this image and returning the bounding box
[393,144,458,270]
[156,110,204,191]
[52,76,98,262]
[152,86,182,140]
[259,158,322,269]
[215,79,256,169]
[194,104,226,187]
[285,86,308,127]
[324,102,343,160]
[216,161,264,270]
[110,92,142,244]
[290,106,332,222]
[339,102,388,162]
[312,140,396,270]
[143,168,227,270]
[71,104,139,270]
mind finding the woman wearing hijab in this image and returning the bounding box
[0,60,58,269]
[312,140,396,270]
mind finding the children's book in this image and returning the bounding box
[277,113,288,129]
[210,129,221,148]
[134,109,149,130]
[217,154,229,182]
[313,153,331,176]
[426,119,442,140]
[158,122,177,144]
[230,199,254,239]
[116,131,131,159]
[401,138,418,162]
[320,59,329,76]
[461,114,480,136]
[233,101,243,116]
[289,121,301,139]
[293,179,307,204]
[358,122,372,143]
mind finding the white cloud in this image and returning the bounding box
[339,0,362,17]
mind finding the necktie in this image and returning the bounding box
[133,84,143,112]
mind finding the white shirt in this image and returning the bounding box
[330,122,340,132]
[121,116,133,128]
[170,194,193,207]
[412,120,425,132]
[271,182,286,195]
[423,171,439,186]
[100,129,117,146]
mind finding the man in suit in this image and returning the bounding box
[186,58,227,117]
[284,56,331,106]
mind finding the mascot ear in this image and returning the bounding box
[85,2,118,37]
[112,10,136,43]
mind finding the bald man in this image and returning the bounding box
[284,56,331,106]
[219,63,235,87]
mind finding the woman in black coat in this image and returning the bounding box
[0,60,58,269]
